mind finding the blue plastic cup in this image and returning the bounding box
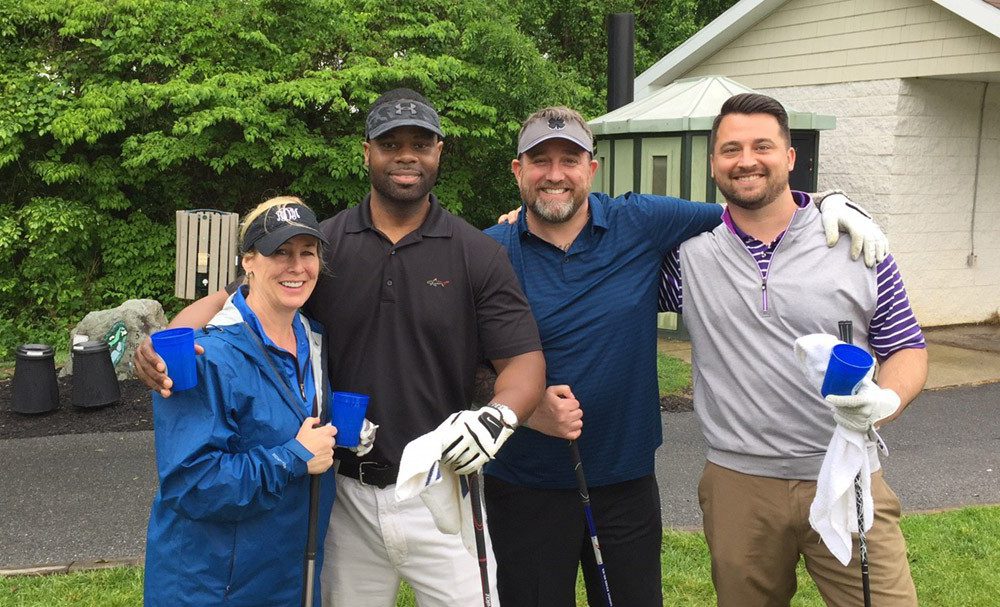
[150,328,198,392]
[331,392,370,448]
[821,343,875,397]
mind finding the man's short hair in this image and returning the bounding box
[710,93,791,149]
[517,106,594,157]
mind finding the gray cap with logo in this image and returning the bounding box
[517,115,593,156]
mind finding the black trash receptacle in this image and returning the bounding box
[71,340,121,408]
[12,344,59,414]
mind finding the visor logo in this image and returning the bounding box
[275,207,301,222]
[548,117,566,130]
[395,102,418,116]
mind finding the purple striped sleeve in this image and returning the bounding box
[658,248,683,313]
[868,253,926,361]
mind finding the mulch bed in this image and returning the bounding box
[0,376,693,440]
[0,376,154,439]
[660,393,693,413]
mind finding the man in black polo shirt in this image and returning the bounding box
[136,89,545,606]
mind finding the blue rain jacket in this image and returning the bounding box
[144,296,336,606]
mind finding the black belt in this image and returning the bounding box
[337,458,398,489]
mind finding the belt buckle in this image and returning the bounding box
[358,461,387,488]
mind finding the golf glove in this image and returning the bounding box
[347,418,378,458]
[438,405,517,475]
[816,192,888,268]
[825,378,900,433]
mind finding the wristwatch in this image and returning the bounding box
[486,402,519,429]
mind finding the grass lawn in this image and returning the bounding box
[658,351,692,396]
[4,506,997,606]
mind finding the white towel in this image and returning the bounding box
[809,425,874,565]
[793,333,876,565]
[395,429,477,556]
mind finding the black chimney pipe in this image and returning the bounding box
[606,13,635,112]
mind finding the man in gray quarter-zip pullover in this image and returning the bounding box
[659,93,927,607]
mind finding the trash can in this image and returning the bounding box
[11,344,59,414]
[71,340,121,408]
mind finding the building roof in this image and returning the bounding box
[588,75,835,135]
[635,0,1000,99]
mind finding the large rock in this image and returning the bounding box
[60,299,168,380]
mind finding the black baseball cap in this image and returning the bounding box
[241,203,328,256]
[365,89,445,140]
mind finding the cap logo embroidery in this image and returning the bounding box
[395,102,418,116]
[548,117,566,130]
[426,278,451,287]
[274,207,301,223]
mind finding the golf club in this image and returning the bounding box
[569,440,613,607]
[302,339,330,607]
[838,320,872,607]
[467,471,492,607]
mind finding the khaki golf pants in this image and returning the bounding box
[699,462,917,607]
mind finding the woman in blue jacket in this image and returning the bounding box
[145,197,339,606]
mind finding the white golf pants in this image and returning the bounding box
[320,473,499,607]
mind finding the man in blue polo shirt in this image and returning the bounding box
[482,106,888,607]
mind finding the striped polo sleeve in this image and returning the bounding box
[868,253,926,361]
[658,248,683,313]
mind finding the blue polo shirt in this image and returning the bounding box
[484,192,722,489]
[231,285,317,413]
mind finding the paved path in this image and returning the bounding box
[2,383,998,569]
[655,382,1000,528]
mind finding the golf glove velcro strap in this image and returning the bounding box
[438,406,515,475]
[817,193,888,268]
[825,378,900,433]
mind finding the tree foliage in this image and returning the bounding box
[0,0,738,356]
[510,0,739,117]
[0,0,588,356]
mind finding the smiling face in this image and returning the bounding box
[363,125,443,208]
[242,234,320,316]
[512,138,598,224]
[711,112,795,211]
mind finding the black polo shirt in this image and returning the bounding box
[304,194,541,465]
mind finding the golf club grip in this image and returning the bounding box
[467,472,492,607]
[305,475,321,556]
[838,320,853,344]
[568,441,590,505]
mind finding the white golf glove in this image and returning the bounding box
[347,418,378,457]
[438,405,517,475]
[825,378,900,433]
[815,192,888,268]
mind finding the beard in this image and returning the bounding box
[717,168,788,211]
[370,166,438,207]
[520,184,587,224]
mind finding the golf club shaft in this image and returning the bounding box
[839,320,872,607]
[467,472,492,607]
[569,441,613,607]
